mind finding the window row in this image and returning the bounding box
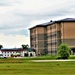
[47,25,56,30]
[47,42,57,45]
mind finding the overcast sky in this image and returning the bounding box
[0,0,75,48]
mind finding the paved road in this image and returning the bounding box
[33,59,75,62]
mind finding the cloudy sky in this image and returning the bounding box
[0,0,75,48]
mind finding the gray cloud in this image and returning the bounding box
[0,0,75,36]
[0,0,21,6]
[0,28,29,36]
[0,0,75,48]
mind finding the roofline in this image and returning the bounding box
[1,50,25,52]
[56,20,75,23]
[29,18,75,30]
[29,22,55,30]
[0,48,25,51]
[29,25,46,30]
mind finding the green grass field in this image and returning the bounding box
[0,57,75,75]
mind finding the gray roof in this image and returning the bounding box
[0,48,23,51]
[56,18,75,22]
[29,18,75,29]
[38,21,55,26]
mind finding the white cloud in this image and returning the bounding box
[0,0,75,48]
[30,19,50,26]
[0,0,75,28]
[0,33,30,48]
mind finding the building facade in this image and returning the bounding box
[29,18,75,55]
[0,48,36,58]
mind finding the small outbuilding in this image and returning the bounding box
[0,48,36,58]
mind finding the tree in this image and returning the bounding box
[57,43,71,59]
[21,44,29,49]
[0,45,3,49]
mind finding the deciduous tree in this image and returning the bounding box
[57,43,71,59]
[0,45,3,49]
[21,44,29,49]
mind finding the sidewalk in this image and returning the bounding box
[33,59,75,62]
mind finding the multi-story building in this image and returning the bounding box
[29,18,75,55]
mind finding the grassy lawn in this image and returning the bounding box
[20,55,57,60]
[20,54,75,60]
[0,58,75,75]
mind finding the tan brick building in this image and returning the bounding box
[29,18,75,55]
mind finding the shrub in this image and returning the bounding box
[57,43,71,59]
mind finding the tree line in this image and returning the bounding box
[0,44,29,49]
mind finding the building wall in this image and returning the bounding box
[36,27,47,55]
[0,50,36,57]
[61,22,75,48]
[56,23,62,51]
[47,24,57,55]
[30,21,75,55]
[1,51,25,57]
[30,27,48,55]
[30,28,36,48]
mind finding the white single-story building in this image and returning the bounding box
[0,48,36,58]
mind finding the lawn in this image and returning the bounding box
[21,54,75,60]
[0,58,75,75]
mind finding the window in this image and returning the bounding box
[34,29,36,33]
[44,43,47,47]
[50,26,52,30]
[31,30,33,33]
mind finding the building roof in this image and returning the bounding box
[56,18,75,22]
[0,48,24,51]
[29,18,75,30]
[29,21,55,30]
[38,21,55,26]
